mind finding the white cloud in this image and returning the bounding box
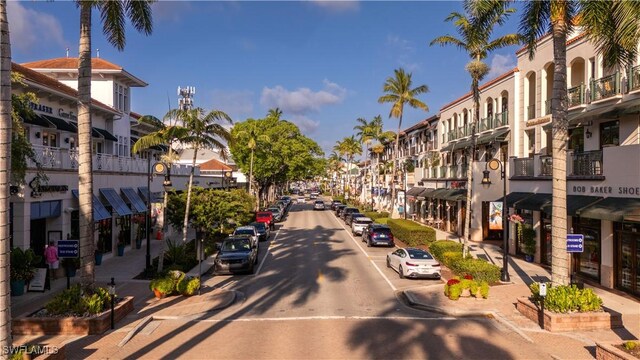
[291,115,320,134]
[487,53,516,79]
[210,90,254,121]
[8,2,65,53]
[310,1,359,13]
[151,1,193,22]
[260,80,346,115]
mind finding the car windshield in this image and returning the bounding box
[235,229,254,235]
[315,201,323,204]
[373,229,392,235]
[355,219,372,224]
[250,223,266,231]
[222,239,251,252]
[267,208,280,213]
[407,249,434,260]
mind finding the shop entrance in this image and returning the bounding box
[30,218,47,265]
[615,222,640,297]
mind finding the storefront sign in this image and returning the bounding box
[572,185,640,197]
[29,177,69,198]
[29,102,53,114]
[567,234,584,252]
[58,108,77,121]
[57,240,79,258]
[525,116,551,127]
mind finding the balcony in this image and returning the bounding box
[539,155,552,176]
[572,150,603,176]
[460,164,469,178]
[568,84,585,107]
[410,146,417,156]
[513,157,534,177]
[526,105,535,120]
[590,73,621,102]
[480,112,508,131]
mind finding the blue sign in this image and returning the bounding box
[566,234,584,253]
[58,240,79,258]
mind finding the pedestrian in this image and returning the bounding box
[44,240,59,281]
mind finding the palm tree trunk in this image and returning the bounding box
[249,148,255,209]
[391,115,403,218]
[0,0,12,348]
[78,2,95,287]
[463,100,478,256]
[182,146,198,244]
[551,24,570,286]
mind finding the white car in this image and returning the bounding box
[386,248,441,279]
[313,200,325,210]
[351,217,373,235]
[297,196,305,203]
[232,226,259,247]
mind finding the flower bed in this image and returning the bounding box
[516,297,622,332]
[596,341,640,360]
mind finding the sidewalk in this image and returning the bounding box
[404,228,640,358]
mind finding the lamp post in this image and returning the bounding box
[481,158,510,282]
[146,155,152,270]
[152,162,171,243]
[224,170,232,191]
[108,277,116,329]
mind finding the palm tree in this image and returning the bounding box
[520,0,578,286]
[267,107,283,120]
[234,120,269,208]
[378,68,429,218]
[170,108,232,244]
[327,151,343,197]
[341,135,362,199]
[76,0,154,286]
[431,0,520,256]
[0,0,11,349]
[353,117,375,203]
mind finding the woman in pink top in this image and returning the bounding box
[44,241,59,280]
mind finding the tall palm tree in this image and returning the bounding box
[235,120,269,208]
[378,68,429,218]
[327,151,343,197]
[170,107,232,244]
[0,0,11,349]
[520,0,578,286]
[76,0,154,286]
[354,117,375,203]
[267,107,283,120]
[431,0,520,256]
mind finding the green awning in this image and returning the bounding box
[476,128,510,145]
[443,189,467,201]
[441,143,455,152]
[417,188,436,200]
[514,193,552,211]
[541,195,603,216]
[41,115,77,133]
[576,197,640,222]
[407,187,426,197]
[428,188,450,199]
[495,192,535,208]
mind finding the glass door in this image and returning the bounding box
[616,230,639,296]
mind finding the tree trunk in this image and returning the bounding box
[463,101,478,256]
[391,114,403,218]
[249,148,254,196]
[182,145,199,244]
[0,0,12,349]
[78,2,95,287]
[551,23,570,286]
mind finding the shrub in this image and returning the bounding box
[463,274,473,280]
[446,278,460,286]
[624,341,638,351]
[375,218,390,224]
[448,283,462,300]
[429,240,463,262]
[364,211,387,220]
[449,258,501,284]
[479,282,490,298]
[529,283,603,313]
[45,285,111,316]
[176,276,200,296]
[386,219,436,246]
[150,277,176,295]
[442,251,464,266]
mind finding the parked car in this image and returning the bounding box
[330,200,342,211]
[341,207,358,221]
[266,207,283,222]
[335,204,347,217]
[345,212,365,226]
[351,217,373,236]
[214,235,258,274]
[362,224,395,247]
[280,196,292,207]
[256,211,274,230]
[386,248,441,279]
[249,221,270,242]
[276,200,289,212]
[297,196,306,204]
[313,200,325,210]
[309,192,318,199]
[232,226,259,247]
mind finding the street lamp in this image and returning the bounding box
[224,170,232,191]
[481,158,510,282]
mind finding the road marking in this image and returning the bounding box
[254,227,281,276]
[160,315,457,323]
[330,214,397,292]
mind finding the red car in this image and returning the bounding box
[256,211,275,230]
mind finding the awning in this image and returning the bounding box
[428,188,450,199]
[407,186,426,197]
[440,143,455,152]
[540,195,603,216]
[41,115,77,133]
[514,193,552,211]
[576,197,640,222]
[93,128,118,141]
[417,188,436,200]
[99,188,132,216]
[22,114,52,128]
[121,187,147,213]
[476,128,510,145]
[138,187,163,203]
[71,189,111,221]
[452,138,473,150]
[495,192,535,208]
[443,189,467,201]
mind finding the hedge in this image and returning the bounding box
[375,218,389,224]
[429,240,501,284]
[364,211,389,220]
[386,219,436,246]
[428,240,463,261]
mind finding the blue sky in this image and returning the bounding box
[9,1,522,155]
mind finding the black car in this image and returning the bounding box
[362,224,395,247]
[215,235,258,274]
[331,200,342,211]
[335,204,347,216]
[341,207,358,221]
[345,212,365,226]
[249,222,270,242]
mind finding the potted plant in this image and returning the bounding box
[10,248,41,296]
[61,257,80,277]
[521,225,537,262]
[117,230,126,256]
[149,277,175,298]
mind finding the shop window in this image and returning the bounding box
[70,210,79,239]
[573,217,601,280]
[600,120,619,148]
[568,127,584,152]
[614,222,640,296]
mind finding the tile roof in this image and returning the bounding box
[21,57,122,70]
[12,62,118,114]
[439,68,518,111]
[516,32,586,55]
[199,158,232,171]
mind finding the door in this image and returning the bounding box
[30,218,47,266]
[616,231,639,296]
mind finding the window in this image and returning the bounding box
[42,132,57,147]
[114,84,129,112]
[600,120,619,148]
[526,130,535,157]
[573,217,601,280]
[568,127,584,152]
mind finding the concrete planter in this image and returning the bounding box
[12,296,134,335]
[596,342,639,360]
[516,297,622,332]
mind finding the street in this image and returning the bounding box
[78,198,555,359]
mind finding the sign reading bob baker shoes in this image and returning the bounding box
[571,185,640,197]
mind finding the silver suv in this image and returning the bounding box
[351,217,373,235]
[313,200,325,210]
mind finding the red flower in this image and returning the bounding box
[464,274,473,280]
[447,279,460,286]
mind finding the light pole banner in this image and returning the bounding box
[489,201,503,230]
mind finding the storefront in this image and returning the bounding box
[614,222,640,297]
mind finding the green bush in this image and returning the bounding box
[375,218,390,224]
[364,211,389,220]
[529,283,603,313]
[386,219,436,246]
[45,285,111,316]
[449,258,501,284]
[149,277,176,295]
[448,283,462,300]
[177,277,201,296]
[479,281,490,299]
[429,240,463,262]
[624,341,638,351]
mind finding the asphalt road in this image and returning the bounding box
[115,198,555,359]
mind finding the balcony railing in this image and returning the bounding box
[590,72,620,102]
[539,155,552,176]
[513,157,534,176]
[460,164,468,178]
[494,111,508,127]
[629,65,640,92]
[568,84,585,107]
[447,130,457,142]
[449,165,458,178]
[527,105,535,120]
[439,167,447,178]
[410,146,417,156]
[572,150,603,176]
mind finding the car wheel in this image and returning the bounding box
[398,265,404,279]
[386,257,391,268]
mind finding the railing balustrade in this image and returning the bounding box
[629,65,640,92]
[591,73,620,102]
[513,157,534,176]
[567,84,585,107]
[572,150,603,176]
[539,155,552,176]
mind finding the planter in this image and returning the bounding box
[12,296,135,335]
[516,297,622,332]
[10,280,25,296]
[596,342,639,360]
[525,254,534,262]
[94,252,103,266]
[64,266,77,278]
[117,244,125,257]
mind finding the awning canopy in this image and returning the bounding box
[99,188,132,216]
[428,188,450,199]
[452,139,473,150]
[121,187,147,213]
[71,189,111,221]
[495,192,535,209]
[576,197,640,222]
[93,127,118,142]
[443,189,467,201]
[476,128,510,145]
[541,195,603,216]
[440,143,455,152]
[22,114,52,128]
[138,187,163,203]
[417,188,436,200]
[41,115,77,133]
[407,186,426,196]
[514,193,552,211]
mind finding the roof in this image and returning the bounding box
[11,62,118,115]
[130,112,142,119]
[199,158,232,171]
[516,32,587,55]
[440,68,518,111]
